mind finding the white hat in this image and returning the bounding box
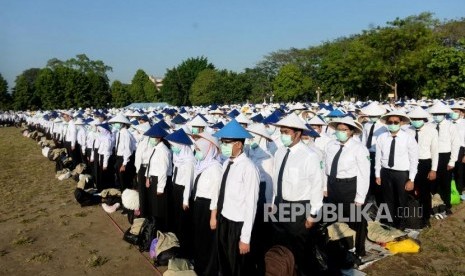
[108,113,131,124]
[209,109,224,115]
[380,110,411,123]
[360,102,386,116]
[407,106,430,119]
[62,110,73,117]
[187,115,208,127]
[134,122,151,133]
[74,118,84,125]
[131,111,143,117]
[235,113,252,125]
[124,110,133,117]
[53,117,62,123]
[328,116,362,134]
[193,131,220,149]
[450,104,465,111]
[428,101,453,114]
[290,102,307,111]
[247,123,272,140]
[308,116,327,126]
[273,113,308,130]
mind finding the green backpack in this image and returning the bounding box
[451,179,461,205]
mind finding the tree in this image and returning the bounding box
[190,69,219,105]
[129,69,149,102]
[272,64,313,102]
[111,80,131,107]
[160,56,214,106]
[0,73,11,110]
[35,68,58,110]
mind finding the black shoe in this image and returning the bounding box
[446,209,453,215]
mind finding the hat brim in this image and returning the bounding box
[380,114,411,123]
[328,121,362,134]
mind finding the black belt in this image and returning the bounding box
[195,197,210,202]
[333,176,357,183]
[141,164,148,168]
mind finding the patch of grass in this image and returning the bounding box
[12,236,36,245]
[27,252,52,263]
[19,217,37,224]
[86,254,109,268]
[69,232,84,239]
[59,220,69,226]
[0,250,9,257]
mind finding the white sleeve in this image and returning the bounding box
[355,145,371,204]
[209,166,222,210]
[240,164,260,244]
[408,135,419,181]
[183,162,194,206]
[431,128,439,171]
[307,155,324,216]
[449,124,461,167]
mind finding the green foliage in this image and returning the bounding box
[0,73,12,110]
[129,69,150,102]
[160,56,214,106]
[111,80,131,108]
[273,64,313,102]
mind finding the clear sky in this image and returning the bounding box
[1,0,464,89]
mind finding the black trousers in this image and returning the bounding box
[93,149,101,191]
[137,167,148,216]
[272,201,314,275]
[140,175,170,232]
[114,154,136,191]
[433,152,452,210]
[415,159,433,227]
[380,168,409,228]
[251,182,271,275]
[192,197,218,276]
[171,183,190,256]
[217,215,252,276]
[454,147,465,194]
[327,176,367,256]
[368,152,382,205]
[99,154,116,191]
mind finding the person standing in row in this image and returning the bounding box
[450,104,465,196]
[429,101,461,214]
[165,128,195,256]
[63,111,81,168]
[191,132,222,276]
[406,106,438,228]
[143,123,172,231]
[109,114,137,191]
[360,102,387,204]
[272,113,324,275]
[375,111,418,229]
[213,119,260,276]
[97,123,115,191]
[325,116,370,257]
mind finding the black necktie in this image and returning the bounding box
[436,123,440,134]
[191,173,202,199]
[172,166,178,184]
[276,149,290,204]
[115,132,121,154]
[415,129,419,143]
[366,123,375,149]
[217,161,234,216]
[330,145,344,179]
[388,136,396,168]
[145,148,156,177]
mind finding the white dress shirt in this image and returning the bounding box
[435,119,461,167]
[220,153,260,244]
[272,141,324,216]
[453,118,465,147]
[173,161,195,206]
[375,130,419,181]
[65,120,77,147]
[98,135,113,168]
[362,121,388,152]
[194,162,223,210]
[405,124,439,171]
[246,142,274,204]
[314,134,334,153]
[146,142,172,193]
[134,137,152,172]
[115,128,137,166]
[324,138,371,204]
[77,126,87,153]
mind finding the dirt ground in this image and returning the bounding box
[2,126,465,276]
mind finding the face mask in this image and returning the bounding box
[335,131,349,142]
[411,120,424,129]
[194,151,204,161]
[221,143,233,158]
[250,142,259,149]
[281,134,293,147]
[191,127,199,134]
[113,123,121,130]
[294,110,302,115]
[171,146,181,155]
[266,127,275,135]
[369,117,378,123]
[149,138,158,147]
[387,124,400,133]
[433,115,445,123]
[450,112,460,120]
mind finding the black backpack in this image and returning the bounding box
[138,218,158,252]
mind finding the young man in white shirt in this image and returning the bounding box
[375,112,418,229]
[213,119,260,276]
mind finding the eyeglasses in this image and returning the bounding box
[386,121,400,125]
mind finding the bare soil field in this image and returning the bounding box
[1,126,465,275]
